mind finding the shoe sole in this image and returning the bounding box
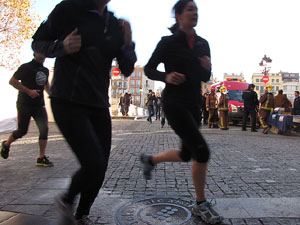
[36,163,54,167]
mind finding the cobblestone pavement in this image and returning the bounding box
[0,119,300,225]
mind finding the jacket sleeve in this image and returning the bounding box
[196,40,211,82]
[260,93,267,104]
[116,43,137,77]
[31,2,69,58]
[144,38,167,82]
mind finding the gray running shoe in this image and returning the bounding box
[140,153,154,180]
[192,200,223,224]
[55,195,75,225]
[76,215,94,225]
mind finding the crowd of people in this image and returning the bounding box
[1,0,300,225]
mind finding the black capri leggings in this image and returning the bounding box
[13,105,48,140]
[163,103,210,163]
[51,98,111,218]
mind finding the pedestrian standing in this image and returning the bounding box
[123,90,131,116]
[119,93,125,116]
[206,88,219,128]
[292,91,300,115]
[274,90,289,109]
[218,86,229,130]
[1,53,53,167]
[259,85,274,134]
[154,93,161,120]
[202,92,209,125]
[242,84,259,132]
[31,0,136,224]
[145,90,155,123]
[141,0,223,224]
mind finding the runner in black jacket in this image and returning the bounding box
[32,0,136,224]
[140,0,223,224]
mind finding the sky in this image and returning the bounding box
[1,0,300,119]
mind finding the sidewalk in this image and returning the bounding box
[0,120,300,225]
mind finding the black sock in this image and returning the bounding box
[197,200,207,205]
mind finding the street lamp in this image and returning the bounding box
[259,55,272,85]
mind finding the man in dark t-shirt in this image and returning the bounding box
[1,52,53,166]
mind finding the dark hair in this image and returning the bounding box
[295,91,299,95]
[169,0,194,33]
[278,89,283,94]
[248,84,255,89]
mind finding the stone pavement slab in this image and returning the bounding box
[0,212,55,225]
[1,120,300,225]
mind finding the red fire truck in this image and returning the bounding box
[210,78,249,124]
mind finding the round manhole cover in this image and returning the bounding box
[114,196,195,225]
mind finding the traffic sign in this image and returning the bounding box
[112,68,121,76]
[262,75,269,84]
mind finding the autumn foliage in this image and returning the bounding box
[0,0,39,70]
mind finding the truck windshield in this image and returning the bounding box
[228,90,244,102]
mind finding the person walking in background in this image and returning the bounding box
[218,86,229,130]
[259,85,274,134]
[141,0,223,223]
[206,88,219,128]
[1,53,53,167]
[155,93,162,120]
[242,84,259,132]
[146,89,155,123]
[292,91,300,115]
[274,89,289,109]
[123,90,131,117]
[119,93,125,116]
[31,0,136,224]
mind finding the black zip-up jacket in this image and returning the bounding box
[144,31,211,106]
[32,0,136,108]
[242,88,259,110]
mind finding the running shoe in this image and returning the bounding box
[192,200,223,224]
[55,195,75,225]
[76,215,94,225]
[140,153,154,180]
[1,141,10,159]
[36,156,54,167]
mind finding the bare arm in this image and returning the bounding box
[44,81,50,95]
[9,76,40,99]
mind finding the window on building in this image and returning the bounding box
[118,82,122,87]
[131,72,135,77]
[276,79,279,82]
[260,79,263,82]
[283,85,297,91]
[276,86,279,91]
[136,88,140,94]
[131,80,135,86]
[124,82,127,88]
[256,86,259,90]
[256,79,259,82]
[272,79,274,82]
[131,88,134,94]
[118,90,122,94]
[260,86,264,93]
[137,80,141,87]
[146,80,149,87]
[137,71,141,78]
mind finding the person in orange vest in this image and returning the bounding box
[259,85,274,134]
[218,86,229,130]
[206,88,219,128]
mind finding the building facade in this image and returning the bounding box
[110,66,154,108]
[252,72,299,101]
